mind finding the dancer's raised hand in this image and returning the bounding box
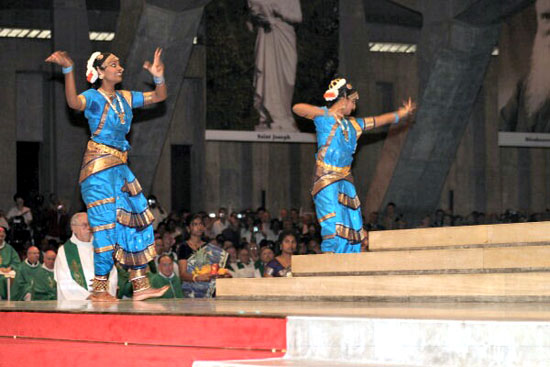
[400,98,416,117]
[45,50,73,68]
[143,47,164,77]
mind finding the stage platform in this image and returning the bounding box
[2,222,550,366]
[2,299,550,366]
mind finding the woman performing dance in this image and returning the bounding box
[293,77,415,253]
[46,48,169,301]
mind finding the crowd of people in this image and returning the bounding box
[0,191,548,301]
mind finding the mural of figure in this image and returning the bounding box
[500,0,550,132]
[248,0,302,132]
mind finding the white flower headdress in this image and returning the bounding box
[86,51,102,83]
[323,78,347,101]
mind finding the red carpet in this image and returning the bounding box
[0,311,286,366]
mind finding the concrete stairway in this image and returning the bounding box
[216,222,550,301]
[195,222,550,366]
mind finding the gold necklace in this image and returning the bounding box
[98,89,126,124]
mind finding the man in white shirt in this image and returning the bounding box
[211,208,229,236]
[54,212,117,301]
[6,194,33,226]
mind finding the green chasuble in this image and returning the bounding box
[63,240,87,290]
[32,266,57,300]
[0,242,22,299]
[150,272,183,299]
[11,260,41,301]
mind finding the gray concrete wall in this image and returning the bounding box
[0,39,52,211]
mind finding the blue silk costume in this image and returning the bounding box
[312,107,374,253]
[78,89,156,276]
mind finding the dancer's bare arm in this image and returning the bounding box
[292,103,325,120]
[45,51,84,111]
[293,103,344,121]
[363,98,416,129]
[142,47,167,104]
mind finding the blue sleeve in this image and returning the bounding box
[313,107,334,133]
[131,91,144,109]
[80,89,97,114]
[356,117,365,130]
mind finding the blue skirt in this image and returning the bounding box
[81,164,155,276]
[313,178,366,253]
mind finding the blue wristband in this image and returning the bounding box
[394,112,400,124]
[153,75,165,85]
[62,65,73,74]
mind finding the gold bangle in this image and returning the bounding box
[192,274,198,282]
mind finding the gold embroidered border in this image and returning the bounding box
[79,155,124,183]
[338,193,361,210]
[87,197,116,209]
[94,245,115,254]
[318,212,336,223]
[116,207,155,228]
[87,140,128,162]
[129,267,147,281]
[322,234,335,240]
[114,243,157,267]
[335,224,367,243]
[78,95,87,110]
[91,223,116,233]
[312,172,354,197]
[120,90,132,107]
[121,179,143,196]
[316,160,351,174]
[79,141,128,183]
[92,101,111,136]
[364,117,375,131]
[143,91,154,106]
[348,117,363,138]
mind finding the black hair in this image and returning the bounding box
[187,213,204,227]
[325,75,358,107]
[91,52,112,89]
[157,254,173,263]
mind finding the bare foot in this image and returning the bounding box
[89,292,119,302]
[132,285,169,301]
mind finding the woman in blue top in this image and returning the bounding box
[45,48,169,301]
[293,77,415,253]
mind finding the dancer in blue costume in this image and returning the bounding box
[46,48,169,301]
[293,77,415,253]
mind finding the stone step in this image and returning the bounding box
[292,245,550,276]
[368,221,550,251]
[216,272,550,301]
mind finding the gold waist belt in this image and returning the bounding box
[79,140,128,183]
[316,160,351,175]
[87,140,128,163]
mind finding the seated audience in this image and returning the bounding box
[12,247,57,301]
[255,246,274,277]
[7,193,33,226]
[11,246,41,300]
[264,230,296,277]
[178,214,229,298]
[149,255,183,299]
[230,248,261,278]
[0,226,21,299]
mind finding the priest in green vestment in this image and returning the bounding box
[32,249,57,300]
[54,213,117,301]
[11,246,41,301]
[0,226,22,299]
[149,254,183,299]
